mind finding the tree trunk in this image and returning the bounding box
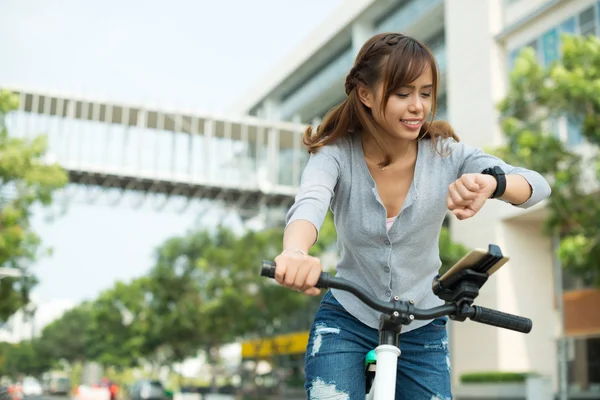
[206,346,218,394]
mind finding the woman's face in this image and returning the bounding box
[360,66,434,141]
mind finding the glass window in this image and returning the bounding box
[542,28,560,65]
[508,48,520,72]
[561,267,596,290]
[526,39,538,50]
[560,17,577,34]
[579,6,597,36]
[568,337,600,394]
[597,1,600,34]
[525,38,543,63]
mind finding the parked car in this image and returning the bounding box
[129,380,165,400]
[21,377,42,397]
[43,376,70,396]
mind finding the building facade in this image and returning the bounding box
[232,0,600,395]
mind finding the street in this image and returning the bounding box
[24,396,72,400]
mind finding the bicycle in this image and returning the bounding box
[260,244,533,400]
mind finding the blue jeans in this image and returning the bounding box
[304,291,452,400]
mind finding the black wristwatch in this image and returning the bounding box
[481,166,506,199]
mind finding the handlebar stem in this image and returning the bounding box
[378,298,410,347]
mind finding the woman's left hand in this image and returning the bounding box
[447,173,497,220]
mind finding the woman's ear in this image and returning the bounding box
[357,86,373,109]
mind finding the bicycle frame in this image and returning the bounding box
[363,295,419,400]
[366,344,401,400]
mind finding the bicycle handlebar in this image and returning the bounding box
[260,261,532,334]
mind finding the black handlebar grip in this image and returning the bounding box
[260,260,331,289]
[470,305,532,334]
[261,260,277,279]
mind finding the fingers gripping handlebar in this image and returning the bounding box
[260,261,532,334]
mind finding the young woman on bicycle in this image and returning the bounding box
[273,32,551,399]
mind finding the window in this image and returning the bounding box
[579,6,597,36]
[560,17,576,34]
[526,38,543,64]
[562,267,595,291]
[525,38,539,51]
[568,336,600,394]
[506,5,600,147]
[507,39,539,71]
[542,28,560,65]
[508,49,520,71]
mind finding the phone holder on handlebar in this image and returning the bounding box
[432,244,504,321]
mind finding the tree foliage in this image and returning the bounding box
[35,303,93,364]
[0,340,52,379]
[84,278,152,369]
[496,34,600,285]
[0,90,68,323]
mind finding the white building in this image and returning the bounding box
[232,0,600,395]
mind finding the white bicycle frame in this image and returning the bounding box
[366,345,401,400]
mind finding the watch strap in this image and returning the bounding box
[481,166,506,199]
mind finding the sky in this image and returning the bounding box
[0,0,345,341]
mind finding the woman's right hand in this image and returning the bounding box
[273,248,322,296]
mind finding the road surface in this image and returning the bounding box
[24,396,72,400]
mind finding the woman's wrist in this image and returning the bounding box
[282,247,307,256]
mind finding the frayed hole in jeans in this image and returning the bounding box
[309,378,349,400]
[309,324,340,356]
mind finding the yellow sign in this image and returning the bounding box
[241,331,310,359]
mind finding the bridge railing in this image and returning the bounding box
[3,87,310,197]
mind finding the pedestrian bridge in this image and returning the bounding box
[2,86,310,213]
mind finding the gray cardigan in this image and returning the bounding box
[286,133,551,332]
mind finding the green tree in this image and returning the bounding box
[0,90,68,322]
[35,302,93,364]
[496,34,600,285]
[85,278,152,369]
[143,233,209,370]
[0,341,51,378]
[140,219,335,391]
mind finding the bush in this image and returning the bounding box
[460,371,539,383]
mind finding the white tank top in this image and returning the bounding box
[386,216,397,232]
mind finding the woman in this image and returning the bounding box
[273,32,551,399]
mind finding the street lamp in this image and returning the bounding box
[0,267,22,280]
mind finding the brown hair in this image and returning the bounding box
[303,33,458,168]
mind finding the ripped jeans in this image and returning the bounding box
[304,291,452,400]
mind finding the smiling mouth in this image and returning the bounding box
[400,119,422,126]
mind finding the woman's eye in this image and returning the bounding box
[396,93,409,98]
[421,93,432,97]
